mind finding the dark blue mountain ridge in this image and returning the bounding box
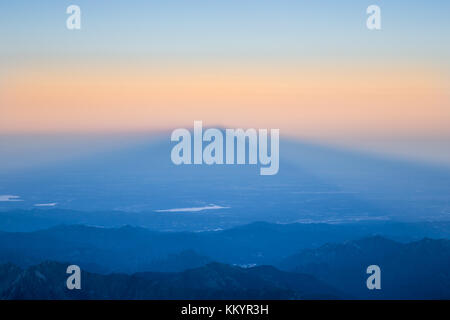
[1,221,450,273]
[279,236,450,299]
[2,236,450,299]
[0,261,341,300]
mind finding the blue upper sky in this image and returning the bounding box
[1,0,449,65]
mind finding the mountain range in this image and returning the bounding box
[1,235,449,299]
[1,221,450,273]
[0,261,340,300]
[279,236,450,299]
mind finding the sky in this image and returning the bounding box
[0,1,449,164]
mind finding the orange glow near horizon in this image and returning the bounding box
[1,62,449,139]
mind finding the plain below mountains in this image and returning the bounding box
[2,136,450,225]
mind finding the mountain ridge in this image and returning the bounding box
[0,261,340,300]
[1,221,450,274]
[279,236,450,299]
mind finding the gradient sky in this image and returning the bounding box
[1,1,449,149]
